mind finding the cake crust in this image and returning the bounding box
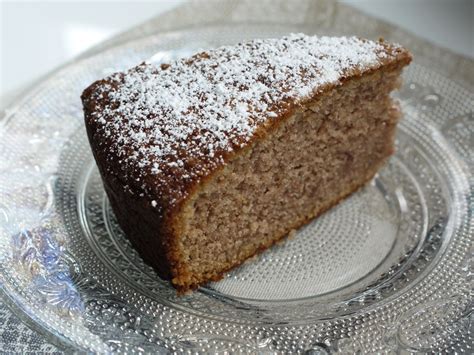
[82,34,411,292]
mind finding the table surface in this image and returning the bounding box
[1,0,473,99]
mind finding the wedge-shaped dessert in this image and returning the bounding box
[82,34,411,292]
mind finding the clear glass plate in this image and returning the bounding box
[0,24,472,353]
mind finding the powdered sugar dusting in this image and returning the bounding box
[85,34,401,205]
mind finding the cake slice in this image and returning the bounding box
[82,34,411,293]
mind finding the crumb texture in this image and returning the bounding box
[173,68,403,289]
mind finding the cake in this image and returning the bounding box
[81,34,412,293]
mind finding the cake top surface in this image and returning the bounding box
[82,34,409,212]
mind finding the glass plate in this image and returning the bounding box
[0,24,472,353]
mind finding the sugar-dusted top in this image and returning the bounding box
[82,34,408,211]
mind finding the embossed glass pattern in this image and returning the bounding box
[0,26,472,353]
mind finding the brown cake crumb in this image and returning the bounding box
[82,34,411,292]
